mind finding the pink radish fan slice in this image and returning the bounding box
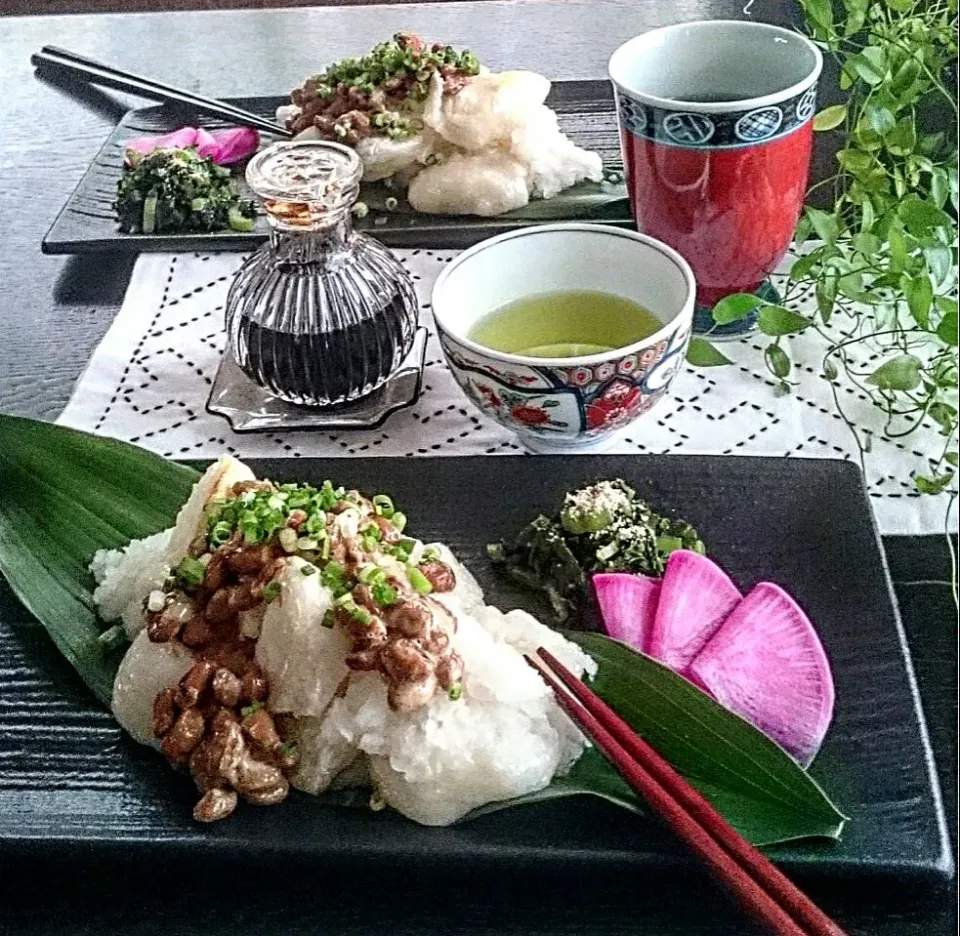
[593,573,661,653]
[647,550,741,674]
[688,582,834,767]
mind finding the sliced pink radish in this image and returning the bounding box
[647,550,741,673]
[688,582,834,766]
[593,573,661,653]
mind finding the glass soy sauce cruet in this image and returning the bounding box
[225,140,419,407]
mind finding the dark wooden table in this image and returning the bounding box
[0,3,955,934]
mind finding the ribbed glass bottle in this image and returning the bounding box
[225,141,419,407]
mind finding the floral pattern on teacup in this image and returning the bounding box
[437,322,690,443]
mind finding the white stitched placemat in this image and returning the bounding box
[57,250,957,536]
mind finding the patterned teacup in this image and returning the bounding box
[609,21,823,337]
[431,223,695,452]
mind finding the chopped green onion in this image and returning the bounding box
[321,610,336,628]
[175,556,206,588]
[358,565,386,585]
[447,683,463,701]
[335,594,371,625]
[262,581,281,602]
[301,563,318,576]
[228,206,255,232]
[372,582,398,606]
[321,561,349,596]
[241,702,264,718]
[280,740,298,758]
[361,522,382,542]
[392,511,407,533]
[596,541,619,562]
[142,195,158,234]
[407,567,433,595]
[421,545,441,562]
[209,520,233,546]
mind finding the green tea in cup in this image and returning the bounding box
[466,289,662,358]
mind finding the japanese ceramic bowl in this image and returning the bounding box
[431,223,695,452]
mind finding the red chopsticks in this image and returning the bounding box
[528,647,847,936]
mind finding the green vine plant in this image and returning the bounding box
[690,0,959,549]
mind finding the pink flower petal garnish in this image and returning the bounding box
[206,127,260,165]
[122,126,259,166]
[192,128,220,160]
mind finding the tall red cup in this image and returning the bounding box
[609,21,823,336]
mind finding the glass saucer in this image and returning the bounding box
[207,327,427,433]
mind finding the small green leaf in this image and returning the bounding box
[803,0,835,32]
[823,357,839,381]
[711,293,762,325]
[864,104,896,135]
[806,207,840,245]
[851,232,881,257]
[919,132,946,157]
[937,311,958,347]
[846,53,885,86]
[887,222,908,273]
[866,354,923,391]
[929,168,949,209]
[790,249,822,281]
[686,337,733,367]
[899,197,951,237]
[923,244,953,286]
[928,402,957,433]
[816,278,837,322]
[890,55,921,93]
[901,273,933,327]
[884,0,913,12]
[837,149,875,175]
[758,306,811,337]
[813,105,847,131]
[945,452,959,469]
[914,474,953,495]
[886,118,917,156]
[765,344,792,379]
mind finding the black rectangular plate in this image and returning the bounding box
[0,455,951,883]
[41,81,630,254]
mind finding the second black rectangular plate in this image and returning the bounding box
[0,455,952,883]
[42,80,630,254]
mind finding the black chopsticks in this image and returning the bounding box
[32,46,291,138]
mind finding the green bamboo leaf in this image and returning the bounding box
[758,306,812,337]
[685,337,733,367]
[511,633,847,845]
[504,180,629,220]
[813,105,847,132]
[866,354,923,391]
[0,416,199,705]
[0,416,846,846]
[711,292,762,325]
